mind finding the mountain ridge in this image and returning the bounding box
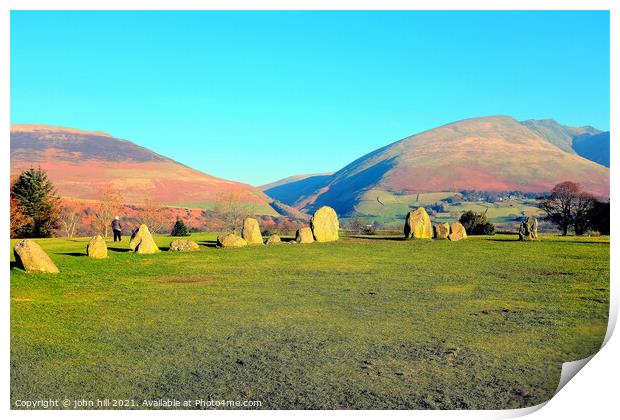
[10,124,282,216]
[519,118,608,167]
[264,115,609,215]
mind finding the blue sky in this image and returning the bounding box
[11,11,610,186]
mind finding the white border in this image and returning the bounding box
[2,0,616,11]
[2,1,617,419]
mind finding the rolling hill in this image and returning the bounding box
[10,124,282,215]
[263,116,609,216]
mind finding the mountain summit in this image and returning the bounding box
[10,124,280,215]
[264,116,609,215]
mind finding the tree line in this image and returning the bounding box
[538,181,609,236]
[10,168,307,239]
[10,169,610,238]
[10,168,189,239]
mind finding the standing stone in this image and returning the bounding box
[169,239,200,252]
[265,234,282,245]
[404,207,432,239]
[295,227,314,244]
[310,206,339,242]
[518,216,538,241]
[217,233,247,248]
[433,223,450,239]
[242,217,263,245]
[128,224,160,254]
[87,235,108,258]
[448,222,467,241]
[13,239,59,273]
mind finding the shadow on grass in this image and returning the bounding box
[197,241,218,248]
[108,247,131,253]
[10,261,21,270]
[544,240,610,245]
[484,237,609,245]
[58,252,86,257]
[345,235,406,241]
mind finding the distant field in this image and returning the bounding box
[435,200,544,226]
[163,201,218,210]
[10,233,609,409]
[350,190,544,228]
[163,201,280,216]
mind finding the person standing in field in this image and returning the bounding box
[111,216,122,242]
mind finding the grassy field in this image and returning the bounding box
[10,233,609,409]
[349,190,544,228]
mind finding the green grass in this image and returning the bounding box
[354,190,456,221]
[350,190,544,228]
[10,233,609,409]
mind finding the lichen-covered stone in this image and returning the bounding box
[217,233,247,248]
[404,207,432,239]
[128,224,160,254]
[295,227,314,244]
[87,235,108,258]
[169,239,200,252]
[518,216,538,241]
[242,217,263,245]
[13,239,59,273]
[448,222,467,241]
[265,234,282,245]
[433,223,450,239]
[310,206,339,242]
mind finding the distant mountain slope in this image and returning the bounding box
[520,119,609,167]
[10,124,280,215]
[259,172,334,191]
[261,173,335,207]
[268,200,310,220]
[520,119,600,153]
[270,116,609,215]
[573,131,610,168]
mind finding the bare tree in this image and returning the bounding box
[10,196,33,238]
[213,192,254,233]
[92,187,124,238]
[573,192,597,236]
[59,204,81,238]
[538,181,592,236]
[138,198,168,233]
[347,218,364,234]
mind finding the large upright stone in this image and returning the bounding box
[128,224,160,254]
[310,206,339,242]
[295,227,314,244]
[433,223,450,239]
[169,239,200,252]
[13,239,59,273]
[242,217,263,245]
[448,222,467,241]
[217,233,247,248]
[87,235,108,258]
[518,216,538,241]
[404,207,432,239]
